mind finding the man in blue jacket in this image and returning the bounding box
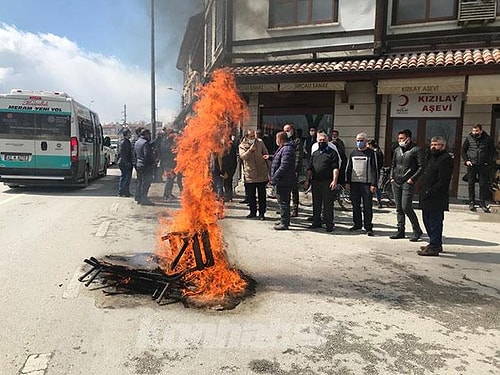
[270,131,296,230]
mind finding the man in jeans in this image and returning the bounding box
[390,129,424,242]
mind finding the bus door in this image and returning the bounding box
[0,111,37,172]
[34,112,72,174]
[90,112,104,176]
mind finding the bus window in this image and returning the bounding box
[0,112,35,137]
[78,118,94,143]
[36,114,71,140]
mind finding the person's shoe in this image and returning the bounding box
[326,225,334,232]
[246,213,257,219]
[274,223,288,230]
[259,214,265,221]
[140,200,155,206]
[480,202,491,213]
[409,229,423,242]
[366,230,374,236]
[469,202,476,211]
[349,226,362,231]
[309,223,322,229]
[291,208,298,217]
[419,245,429,251]
[417,247,440,256]
[390,230,405,239]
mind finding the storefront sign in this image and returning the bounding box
[280,81,345,91]
[238,83,278,92]
[467,75,500,104]
[378,77,465,95]
[390,93,462,117]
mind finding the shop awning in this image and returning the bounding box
[377,77,465,95]
[467,75,500,104]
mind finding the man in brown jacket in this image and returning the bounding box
[239,130,270,220]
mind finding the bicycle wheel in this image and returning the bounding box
[382,181,395,205]
[337,186,352,210]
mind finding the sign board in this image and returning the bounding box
[379,77,465,95]
[238,83,278,93]
[280,81,345,91]
[390,93,462,118]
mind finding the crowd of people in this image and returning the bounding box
[116,122,497,258]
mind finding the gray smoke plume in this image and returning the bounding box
[152,0,204,83]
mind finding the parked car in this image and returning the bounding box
[103,136,119,166]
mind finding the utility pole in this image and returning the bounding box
[150,0,156,138]
[122,104,127,126]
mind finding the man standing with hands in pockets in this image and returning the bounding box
[390,129,424,242]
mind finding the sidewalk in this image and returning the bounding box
[145,179,500,374]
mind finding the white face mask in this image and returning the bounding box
[248,138,255,145]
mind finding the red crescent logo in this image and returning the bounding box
[399,95,409,106]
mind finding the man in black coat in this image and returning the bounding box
[305,132,340,232]
[417,136,453,256]
[461,124,495,213]
[118,128,133,197]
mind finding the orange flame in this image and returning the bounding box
[156,69,249,307]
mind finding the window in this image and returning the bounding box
[393,0,456,24]
[270,0,338,27]
[0,112,35,137]
[36,114,71,140]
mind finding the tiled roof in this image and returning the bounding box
[231,48,500,78]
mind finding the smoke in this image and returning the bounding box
[151,0,204,80]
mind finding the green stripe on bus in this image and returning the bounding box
[0,155,71,169]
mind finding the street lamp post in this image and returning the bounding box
[150,0,157,137]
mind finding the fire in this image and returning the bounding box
[156,69,250,308]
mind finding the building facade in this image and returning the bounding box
[177,0,500,198]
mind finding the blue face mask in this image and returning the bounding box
[356,141,366,149]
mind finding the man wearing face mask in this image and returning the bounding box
[417,136,453,256]
[345,133,378,236]
[390,129,424,241]
[304,132,340,232]
[461,124,495,213]
[283,123,303,217]
[303,127,317,161]
[239,129,269,220]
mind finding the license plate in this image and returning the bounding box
[4,154,30,162]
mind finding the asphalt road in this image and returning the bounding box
[0,167,498,374]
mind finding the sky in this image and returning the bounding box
[0,0,203,124]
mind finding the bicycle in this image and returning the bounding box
[378,166,395,207]
[299,179,351,210]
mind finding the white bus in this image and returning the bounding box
[0,89,108,187]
